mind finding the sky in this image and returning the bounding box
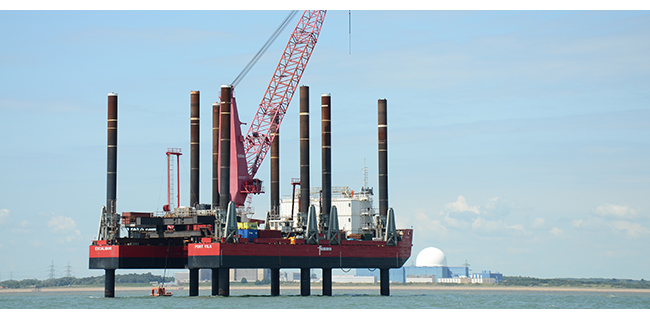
[1,7,649,281]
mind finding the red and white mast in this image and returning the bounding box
[224,10,327,207]
[165,148,182,211]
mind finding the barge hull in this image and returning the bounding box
[89,245,188,269]
[189,229,412,269]
[89,229,412,270]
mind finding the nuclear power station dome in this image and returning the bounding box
[415,247,447,267]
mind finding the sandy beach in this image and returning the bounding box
[1,284,648,294]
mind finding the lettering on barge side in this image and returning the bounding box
[194,244,213,249]
[318,245,332,256]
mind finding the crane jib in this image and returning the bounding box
[233,10,326,207]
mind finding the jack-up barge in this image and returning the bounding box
[89,11,412,298]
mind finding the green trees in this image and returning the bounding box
[254,278,271,285]
[502,276,650,289]
[0,272,174,289]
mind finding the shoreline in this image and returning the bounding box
[1,284,649,294]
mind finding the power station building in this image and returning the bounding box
[356,246,502,284]
[471,270,503,283]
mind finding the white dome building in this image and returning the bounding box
[415,247,447,267]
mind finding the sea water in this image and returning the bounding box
[1,287,650,309]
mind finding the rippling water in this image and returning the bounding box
[1,287,649,309]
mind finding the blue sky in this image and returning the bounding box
[1,8,649,280]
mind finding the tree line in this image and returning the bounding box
[502,276,650,289]
[0,272,174,289]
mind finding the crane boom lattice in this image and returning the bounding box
[243,10,326,180]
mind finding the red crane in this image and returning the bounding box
[222,10,327,207]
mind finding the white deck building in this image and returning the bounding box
[274,185,377,236]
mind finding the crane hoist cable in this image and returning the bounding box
[231,10,299,88]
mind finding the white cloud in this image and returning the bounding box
[437,196,530,237]
[472,217,528,237]
[573,207,649,238]
[30,239,43,247]
[12,220,32,233]
[509,224,527,234]
[443,196,480,215]
[549,227,564,236]
[532,218,546,229]
[609,221,650,238]
[592,204,639,220]
[414,211,447,236]
[584,204,650,237]
[48,215,77,233]
[481,197,514,219]
[0,208,9,225]
[47,214,82,243]
[59,231,82,243]
[426,220,448,236]
[395,213,412,230]
[444,212,476,229]
[441,196,481,230]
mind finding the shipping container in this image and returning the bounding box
[238,229,258,240]
[237,222,259,230]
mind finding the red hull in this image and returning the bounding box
[90,229,412,270]
[188,229,412,269]
[89,244,188,269]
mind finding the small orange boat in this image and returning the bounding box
[151,286,173,297]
